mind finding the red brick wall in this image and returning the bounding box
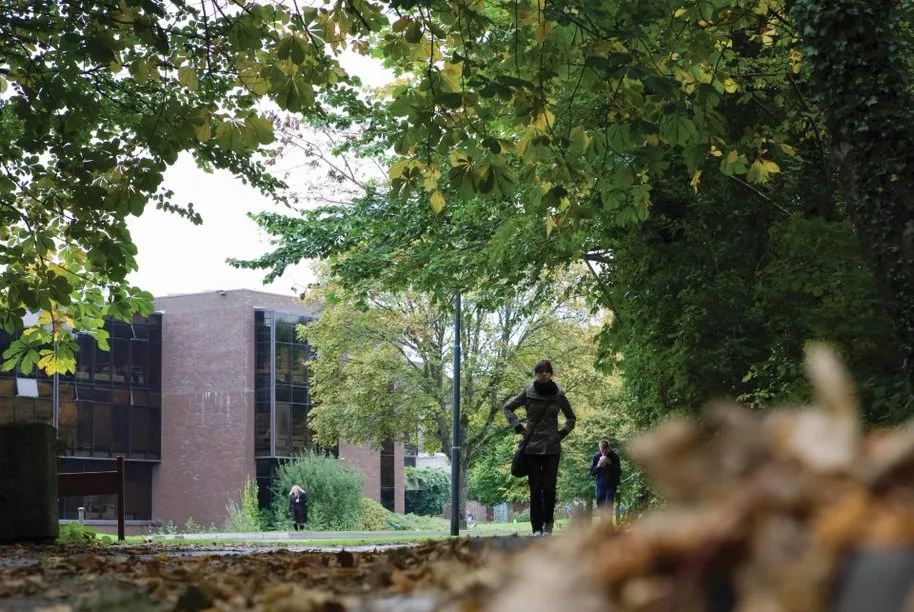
[338,441,379,502]
[152,290,313,526]
[151,290,400,526]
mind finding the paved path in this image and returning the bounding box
[146,528,530,542]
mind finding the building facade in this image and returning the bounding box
[0,289,404,533]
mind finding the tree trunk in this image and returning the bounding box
[792,0,914,384]
[0,423,58,542]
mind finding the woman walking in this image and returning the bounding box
[288,484,309,531]
[503,359,576,535]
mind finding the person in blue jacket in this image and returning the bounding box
[591,440,621,511]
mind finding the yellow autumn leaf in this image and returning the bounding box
[389,159,408,179]
[780,143,797,156]
[535,20,552,43]
[546,216,557,236]
[723,78,738,93]
[673,7,687,18]
[644,133,661,146]
[532,109,555,134]
[710,145,723,157]
[690,169,702,193]
[423,164,441,192]
[430,190,446,213]
[761,159,781,174]
[726,149,739,163]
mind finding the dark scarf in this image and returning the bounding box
[533,380,558,396]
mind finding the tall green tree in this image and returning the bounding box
[297,273,604,524]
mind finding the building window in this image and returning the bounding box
[380,439,396,511]
[0,315,162,461]
[254,309,315,459]
[58,459,153,520]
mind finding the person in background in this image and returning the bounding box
[288,484,308,531]
[591,439,621,517]
[503,359,576,536]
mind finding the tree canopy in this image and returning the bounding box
[0,0,382,373]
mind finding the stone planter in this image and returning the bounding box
[0,422,58,542]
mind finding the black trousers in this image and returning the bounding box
[525,453,560,532]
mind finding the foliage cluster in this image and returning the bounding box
[358,497,389,531]
[404,467,451,516]
[223,476,262,533]
[269,451,363,531]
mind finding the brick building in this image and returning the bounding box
[0,289,404,534]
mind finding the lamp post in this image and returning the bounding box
[450,292,461,537]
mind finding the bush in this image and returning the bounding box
[223,477,262,532]
[271,450,363,531]
[58,521,98,544]
[404,467,450,516]
[358,498,389,531]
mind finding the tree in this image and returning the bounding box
[404,467,451,516]
[296,272,606,525]
[790,0,914,381]
[0,0,386,374]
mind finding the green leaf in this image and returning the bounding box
[244,116,275,145]
[178,66,198,91]
[661,115,699,147]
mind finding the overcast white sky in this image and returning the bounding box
[126,53,393,298]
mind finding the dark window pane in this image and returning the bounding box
[35,399,52,425]
[291,404,308,453]
[275,343,291,384]
[75,334,94,380]
[275,322,292,343]
[0,396,13,424]
[112,406,129,454]
[93,403,111,456]
[148,392,161,407]
[255,402,271,455]
[148,343,162,389]
[94,340,111,382]
[93,387,111,403]
[131,405,149,457]
[131,389,150,406]
[275,385,290,403]
[84,494,118,519]
[75,402,92,454]
[380,488,395,511]
[132,321,150,340]
[110,321,133,339]
[112,388,130,404]
[256,386,270,403]
[148,406,161,458]
[14,396,35,422]
[111,338,130,383]
[291,345,308,385]
[256,342,271,373]
[275,402,291,456]
[291,385,309,404]
[37,381,53,398]
[75,385,93,401]
[131,341,148,385]
[58,400,76,455]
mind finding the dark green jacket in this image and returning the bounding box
[502,383,576,455]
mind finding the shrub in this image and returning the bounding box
[58,521,98,544]
[270,450,363,531]
[358,497,389,531]
[404,467,450,516]
[223,477,262,532]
